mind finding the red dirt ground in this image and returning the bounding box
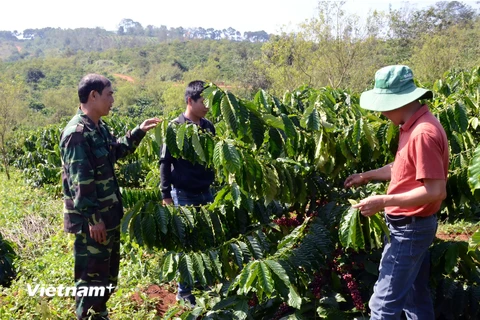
[127,231,474,316]
[436,231,472,242]
[130,284,180,316]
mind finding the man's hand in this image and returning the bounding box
[162,198,173,206]
[140,118,162,132]
[344,173,369,189]
[352,195,387,217]
[89,221,107,243]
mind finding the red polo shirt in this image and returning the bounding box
[386,105,449,217]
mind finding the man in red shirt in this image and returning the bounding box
[344,65,448,319]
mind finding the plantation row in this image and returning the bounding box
[2,67,480,319]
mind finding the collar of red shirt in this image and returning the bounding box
[400,104,429,132]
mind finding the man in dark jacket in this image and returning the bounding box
[160,80,215,305]
[60,74,160,319]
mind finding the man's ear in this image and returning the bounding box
[89,90,96,100]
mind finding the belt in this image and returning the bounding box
[176,187,210,195]
[385,214,428,227]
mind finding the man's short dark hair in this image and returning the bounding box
[185,80,205,104]
[78,74,112,103]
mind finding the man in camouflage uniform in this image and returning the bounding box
[60,74,160,320]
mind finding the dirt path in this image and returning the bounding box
[172,81,239,89]
[113,73,135,83]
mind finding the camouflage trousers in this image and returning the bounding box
[73,227,120,320]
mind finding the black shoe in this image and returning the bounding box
[176,292,196,307]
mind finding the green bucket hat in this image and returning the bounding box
[360,65,433,112]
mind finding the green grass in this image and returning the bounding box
[3,167,475,319]
[437,220,480,236]
[0,170,167,319]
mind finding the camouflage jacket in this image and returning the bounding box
[60,109,146,233]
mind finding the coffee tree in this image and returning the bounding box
[122,68,480,319]
[7,67,480,319]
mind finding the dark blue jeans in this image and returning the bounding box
[369,214,437,320]
[172,188,213,298]
[172,188,214,207]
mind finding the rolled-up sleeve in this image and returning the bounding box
[112,125,146,160]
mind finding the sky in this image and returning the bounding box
[1,0,479,34]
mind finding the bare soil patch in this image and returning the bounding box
[130,284,180,316]
[436,231,472,242]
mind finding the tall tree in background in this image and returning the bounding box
[258,0,480,93]
[422,1,476,31]
[302,1,364,88]
[117,18,145,36]
[0,77,26,179]
[394,1,480,82]
[259,1,386,93]
[387,1,477,62]
[409,22,480,83]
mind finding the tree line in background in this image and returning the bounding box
[0,19,269,60]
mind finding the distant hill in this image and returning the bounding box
[0,21,270,61]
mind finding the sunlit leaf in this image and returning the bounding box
[221,94,238,134]
[258,261,274,297]
[339,207,365,250]
[176,123,187,151]
[191,127,206,163]
[468,145,480,192]
[262,114,285,130]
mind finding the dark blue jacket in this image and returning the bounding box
[160,113,215,199]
